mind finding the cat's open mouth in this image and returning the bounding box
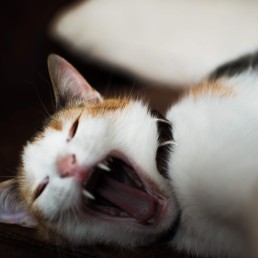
[81,154,167,226]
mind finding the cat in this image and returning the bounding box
[1,52,258,258]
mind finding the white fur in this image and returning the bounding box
[166,70,258,257]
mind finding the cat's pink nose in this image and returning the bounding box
[57,154,77,178]
[57,154,87,180]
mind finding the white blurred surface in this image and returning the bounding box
[50,0,258,88]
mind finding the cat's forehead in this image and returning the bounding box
[48,98,130,131]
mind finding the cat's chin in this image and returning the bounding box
[80,152,168,227]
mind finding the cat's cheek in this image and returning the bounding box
[33,178,80,220]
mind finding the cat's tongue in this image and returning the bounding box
[96,175,156,222]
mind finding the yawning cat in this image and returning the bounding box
[1,53,258,258]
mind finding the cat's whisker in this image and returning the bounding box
[154,118,172,126]
[71,206,81,228]
[28,80,51,118]
[82,190,95,200]
[127,79,136,99]
[37,71,56,112]
[159,140,177,147]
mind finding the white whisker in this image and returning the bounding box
[159,140,177,147]
[71,205,81,226]
[153,118,172,126]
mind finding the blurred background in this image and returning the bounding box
[1,0,258,257]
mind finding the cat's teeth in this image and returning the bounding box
[97,163,111,172]
[82,190,95,200]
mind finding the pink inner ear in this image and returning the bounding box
[0,211,37,228]
[0,180,37,228]
[59,56,93,91]
[48,54,103,106]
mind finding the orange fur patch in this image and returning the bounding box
[189,80,234,98]
[26,98,130,148]
[55,98,130,120]
[49,119,62,131]
[55,98,129,125]
[86,98,130,116]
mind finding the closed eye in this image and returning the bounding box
[67,117,80,142]
[34,176,49,201]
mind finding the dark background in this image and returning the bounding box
[0,0,185,257]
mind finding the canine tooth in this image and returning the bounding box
[82,190,95,200]
[97,163,111,171]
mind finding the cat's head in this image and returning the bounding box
[0,55,178,246]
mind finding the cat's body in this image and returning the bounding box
[1,53,258,258]
[168,71,258,257]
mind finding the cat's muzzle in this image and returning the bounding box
[80,154,167,226]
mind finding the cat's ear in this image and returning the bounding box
[0,180,37,228]
[47,54,103,109]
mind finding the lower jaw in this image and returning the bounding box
[81,195,168,229]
